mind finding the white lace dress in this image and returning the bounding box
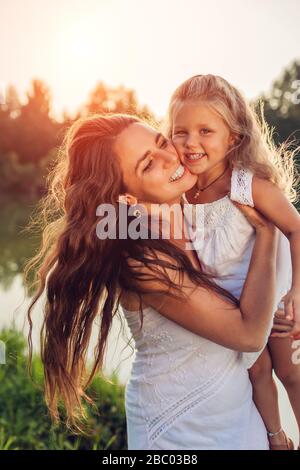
[184,166,292,369]
[123,304,269,449]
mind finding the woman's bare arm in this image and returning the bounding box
[127,212,277,353]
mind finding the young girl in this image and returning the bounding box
[166,74,300,450]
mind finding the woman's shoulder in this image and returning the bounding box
[120,290,148,313]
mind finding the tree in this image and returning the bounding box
[0,86,21,156]
[258,60,300,144]
[82,81,155,122]
[5,85,22,117]
[12,80,62,164]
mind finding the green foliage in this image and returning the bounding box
[0,80,62,165]
[258,59,300,145]
[0,150,55,200]
[0,328,127,450]
[254,60,300,210]
[0,196,41,290]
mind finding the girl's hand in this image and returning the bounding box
[280,288,300,339]
[270,308,296,338]
[232,202,275,232]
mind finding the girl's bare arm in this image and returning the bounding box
[252,177,300,338]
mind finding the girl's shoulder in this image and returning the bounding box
[230,166,255,207]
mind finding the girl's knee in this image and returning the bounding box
[272,341,300,386]
[274,364,300,387]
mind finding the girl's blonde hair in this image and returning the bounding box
[165,74,299,202]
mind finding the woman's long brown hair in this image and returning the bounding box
[24,113,238,431]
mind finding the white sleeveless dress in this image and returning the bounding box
[123,304,269,449]
[183,167,292,369]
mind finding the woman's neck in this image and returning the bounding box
[141,197,186,242]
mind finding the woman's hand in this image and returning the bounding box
[270,308,296,338]
[232,201,275,233]
[278,289,300,339]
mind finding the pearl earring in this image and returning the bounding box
[133,208,141,218]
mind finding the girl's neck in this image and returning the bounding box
[186,161,232,204]
[196,160,229,188]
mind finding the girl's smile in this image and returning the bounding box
[184,152,208,163]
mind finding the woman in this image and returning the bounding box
[25,113,284,450]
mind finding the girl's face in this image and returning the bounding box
[114,122,197,205]
[171,100,235,175]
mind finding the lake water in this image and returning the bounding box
[1,274,299,448]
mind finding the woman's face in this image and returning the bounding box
[171,100,234,175]
[114,122,197,205]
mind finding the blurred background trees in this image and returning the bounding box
[1,63,299,206]
[0,79,156,203]
[260,61,300,145]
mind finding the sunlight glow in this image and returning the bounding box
[59,22,96,60]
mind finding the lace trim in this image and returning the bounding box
[230,167,254,207]
[147,353,237,447]
[202,196,234,230]
[184,196,237,236]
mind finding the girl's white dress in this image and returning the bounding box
[122,168,290,450]
[184,167,292,369]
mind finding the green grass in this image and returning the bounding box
[0,328,127,450]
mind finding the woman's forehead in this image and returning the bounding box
[114,122,157,160]
[120,122,156,142]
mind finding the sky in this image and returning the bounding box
[1,0,300,119]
